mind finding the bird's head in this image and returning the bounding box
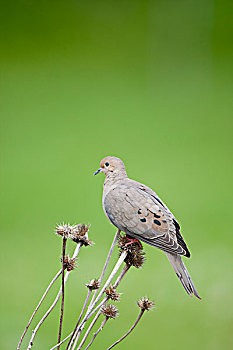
[94,156,127,179]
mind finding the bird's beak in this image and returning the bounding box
[93,168,102,176]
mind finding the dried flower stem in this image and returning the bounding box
[50,332,73,350]
[85,264,130,327]
[17,269,62,350]
[70,296,108,349]
[85,317,108,350]
[87,249,127,317]
[88,229,120,312]
[70,250,127,349]
[69,232,120,349]
[76,310,102,350]
[107,309,145,349]
[27,243,82,350]
[65,288,92,350]
[57,237,67,349]
[69,230,120,349]
[78,304,119,350]
[113,264,131,288]
[73,255,129,349]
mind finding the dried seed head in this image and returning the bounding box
[56,223,93,246]
[62,255,77,271]
[101,304,119,319]
[85,279,100,290]
[69,224,93,246]
[118,235,145,268]
[137,298,154,311]
[56,223,75,238]
[105,285,121,301]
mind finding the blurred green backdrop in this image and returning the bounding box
[1,0,232,349]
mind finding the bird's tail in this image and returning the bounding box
[165,252,201,299]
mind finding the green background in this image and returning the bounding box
[1,1,232,349]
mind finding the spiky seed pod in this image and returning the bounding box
[117,235,130,249]
[137,298,154,311]
[56,223,75,238]
[62,255,77,271]
[101,304,119,319]
[85,279,100,290]
[75,224,90,236]
[69,224,93,246]
[118,235,145,268]
[105,285,121,301]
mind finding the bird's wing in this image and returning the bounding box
[104,182,190,257]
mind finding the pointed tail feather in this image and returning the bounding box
[165,252,201,299]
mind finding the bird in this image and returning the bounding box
[94,156,201,299]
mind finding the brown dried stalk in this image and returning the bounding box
[73,239,144,349]
[50,286,93,350]
[27,223,91,350]
[64,230,119,350]
[17,269,62,350]
[57,237,67,349]
[27,242,82,350]
[69,250,127,349]
[77,304,119,350]
[85,316,108,350]
[76,309,102,349]
[88,229,120,312]
[85,265,130,324]
[85,304,119,350]
[65,286,93,350]
[50,332,73,350]
[107,298,154,349]
[107,310,144,349]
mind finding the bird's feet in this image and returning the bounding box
[125,236,143,248]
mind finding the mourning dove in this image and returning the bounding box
[94,156,201,299]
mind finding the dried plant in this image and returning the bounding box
[105,285,121,301]
[101,304,119,319]
[86,279,100,290]
[107,298,154,349]
[17,222,155,350]
[118,234,145,268]
[63,255,77,272]
[18,222,91,350]
[137,297,154,311]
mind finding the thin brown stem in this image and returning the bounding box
[76,310,102,350]
[107,310,145,349]
[86,250,127,318]
[113,264,130,288]
[70,250,127,348]
[17,269,62,350]
[88,265,130,320]
[57,237,67,349]
[87,264,130,322]
[88,229,120,312]
[50,332,73,350]
[75,263,131,349]
[65,288,92,350]
[27,243,82,350]
[85,317,108,350]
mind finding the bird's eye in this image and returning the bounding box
[105,162,110,167]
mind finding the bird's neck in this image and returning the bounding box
[103,172,128,196]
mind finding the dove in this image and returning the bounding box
[94,156,201,299]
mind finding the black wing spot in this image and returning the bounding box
[138,209,142,214]
[154,219,161,226]
[162,220,167,223]
[154,213,160,218]
[140,218,146,223]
